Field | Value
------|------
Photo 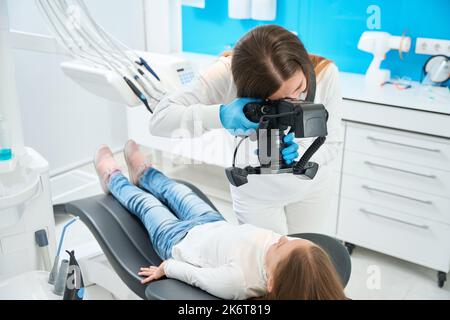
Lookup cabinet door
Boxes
[337,198,450,272]
[341,174,450,225]
[342,151,450,198]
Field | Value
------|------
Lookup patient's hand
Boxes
[138,261,166,284]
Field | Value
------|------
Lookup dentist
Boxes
[149,25,343,235]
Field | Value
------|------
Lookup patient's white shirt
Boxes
[164,221,281,300]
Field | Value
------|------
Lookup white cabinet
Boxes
[338,198,450,272]
[336,119,450,287]
[342,151,450,198]
[343,124,450,170]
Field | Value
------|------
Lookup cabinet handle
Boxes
[367,136,441,153]
[359,208,430,230]
[364,161,437,179]
[361,185,433,205]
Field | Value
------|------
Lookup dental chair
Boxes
[59,180,351,300]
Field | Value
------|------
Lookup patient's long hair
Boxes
[230,24,332,98]
[260,245,347,300]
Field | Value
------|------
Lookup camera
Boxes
[225,99,329,187]
[243,99,328,138]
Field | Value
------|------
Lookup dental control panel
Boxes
[175,64,196,85]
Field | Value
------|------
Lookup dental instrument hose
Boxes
[74,0,162,84]
[136,57,161,82]
[49,216,79,284]
[37,0,161,111]
[124,77,153,113]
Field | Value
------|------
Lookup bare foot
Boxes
[124,140,152,185]
[94,145,121,193]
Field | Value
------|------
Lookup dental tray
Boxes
[60,51,196,108]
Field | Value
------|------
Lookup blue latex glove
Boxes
[220,98,260,136]
[281,133,299,165]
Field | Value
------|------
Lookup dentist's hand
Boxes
[220,98,260,136]
[282,133,299,165]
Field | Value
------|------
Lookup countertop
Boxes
[178,51,450,114]
[339,72,449,115]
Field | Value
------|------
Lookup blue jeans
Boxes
[108,168,225,260]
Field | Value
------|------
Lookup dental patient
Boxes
[94,140,347,300]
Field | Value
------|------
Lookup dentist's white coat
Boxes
[150,56,343,234]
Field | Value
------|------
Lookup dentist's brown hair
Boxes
[230,25,331,99]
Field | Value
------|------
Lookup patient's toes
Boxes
[124,139,152,185]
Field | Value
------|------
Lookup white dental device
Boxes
[357,31,411,85]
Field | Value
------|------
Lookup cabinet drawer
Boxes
[345,124,450,172]
[341,175,450,225]
[343,151,450,198]
[337,199,450,271]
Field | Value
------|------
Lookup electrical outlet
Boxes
[415,38,450,56]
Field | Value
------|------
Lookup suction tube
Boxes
[48,216,79,284]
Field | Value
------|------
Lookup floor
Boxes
[53,148,450,300]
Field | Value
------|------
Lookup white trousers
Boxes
[230,165,337,235]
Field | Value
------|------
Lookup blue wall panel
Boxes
[182,0,450,80]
